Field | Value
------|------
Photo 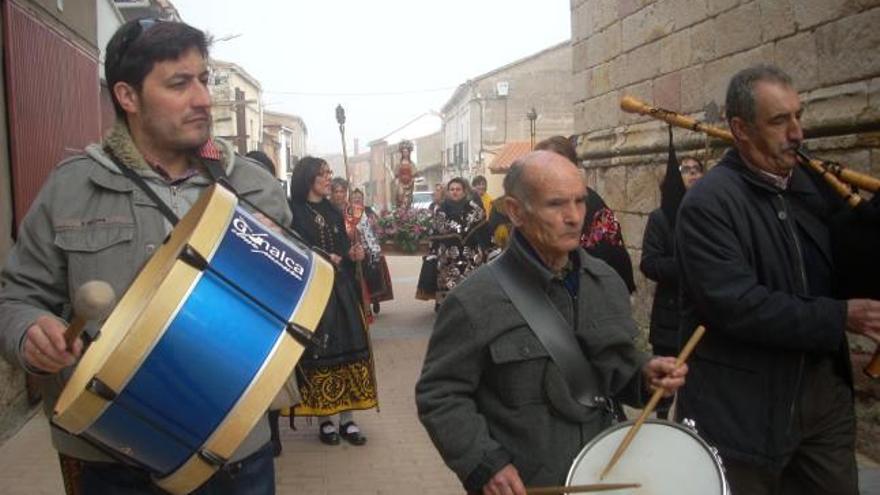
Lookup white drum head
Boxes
[566,420,727,495]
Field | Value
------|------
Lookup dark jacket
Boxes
[675,148,851,468]
[639,208,678,351]
[416,233,648,491]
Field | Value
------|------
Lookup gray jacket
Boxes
[0,126,291,462]
[415,233,649,491]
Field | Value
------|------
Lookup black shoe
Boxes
[339,421,367,446]
[319,421,340,445]
[372,301,380,314]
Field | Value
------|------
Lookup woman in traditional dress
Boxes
[415,186,444,303]
[421,177,490,306]
[288,156,377,446]
[331,177,374,322]
[347,189,394,314]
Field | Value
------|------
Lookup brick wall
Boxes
[571,0,880,331]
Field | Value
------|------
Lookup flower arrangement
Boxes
[376,207,432,253]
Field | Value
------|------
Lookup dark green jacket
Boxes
[415,233,649,490]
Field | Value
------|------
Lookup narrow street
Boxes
[0,255,458,495]
[1,255,879,494]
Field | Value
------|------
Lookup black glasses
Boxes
[679,164,703,175]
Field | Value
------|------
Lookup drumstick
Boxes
[526,482,641,494]
[64,281,116,349]
[598,325,706,480]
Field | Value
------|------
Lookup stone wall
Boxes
[571,0,880,332]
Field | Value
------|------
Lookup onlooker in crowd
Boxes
[471,175,493,215]
[331,178,374,322]
[430,183,445,211]
[289,157,377,447]
[0,18,286,493]
[329,176,349,211]
[676,64,880,494]
[416,151,687,493]
[347,189,394,314]
[639,155,704,419]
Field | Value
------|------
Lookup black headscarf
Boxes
[660,125,687,226]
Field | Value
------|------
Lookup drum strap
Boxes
[489,253,603,408]
[106,151,232,226]
[201,158,230,186]
[106,149,181,225]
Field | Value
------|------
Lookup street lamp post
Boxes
[527,107,538,150]
[335,104,350,184]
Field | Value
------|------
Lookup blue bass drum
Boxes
[53,185,333,494]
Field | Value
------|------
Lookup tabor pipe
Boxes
[620,95,734,141]
[819,158,880,193]
[796,149,862,208]
[599,325,706,480]
[619,96,876,201]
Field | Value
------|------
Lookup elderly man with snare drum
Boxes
[415,150,687,494]
[675,65,880,494]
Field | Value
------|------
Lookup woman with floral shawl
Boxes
[418,177,491,305]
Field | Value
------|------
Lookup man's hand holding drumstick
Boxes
[22,280,115,373]
[641,355,688,397]
[600,326,704,480]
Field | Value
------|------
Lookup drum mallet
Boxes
[526,482,641,494]
[63,281,116,350]
[599,325,706,480]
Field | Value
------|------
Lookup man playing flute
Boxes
[675,64,880,494]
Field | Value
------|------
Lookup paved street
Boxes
[0,255,879,493]
[0,255,454,495]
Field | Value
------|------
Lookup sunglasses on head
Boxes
[111,18,164,68]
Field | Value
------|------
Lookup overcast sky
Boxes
[172,0,571,156]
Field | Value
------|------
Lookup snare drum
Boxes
[566,419,729,495]
[53,185,333,494]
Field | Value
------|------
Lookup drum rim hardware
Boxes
[51,185,335,495]
[566,419,730,495]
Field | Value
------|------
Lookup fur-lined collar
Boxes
[99,120,235,174]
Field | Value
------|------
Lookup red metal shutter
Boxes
[3,1,100,231]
